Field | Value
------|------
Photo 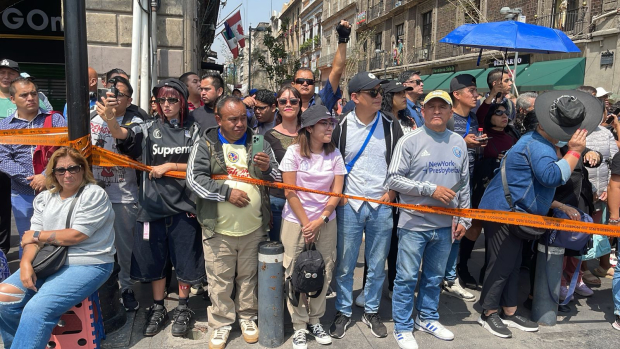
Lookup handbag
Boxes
[32,186,86,278]
[580,234,612,261]
[545,208,593,255]
[500,154,547,240]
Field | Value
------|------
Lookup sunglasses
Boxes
[156,97,179,104]
[53,165,82,175]
[277,98,300,106]
[294,78,315,85]
[405,79,423,85]
[493,109,508,116]
[360,88,383,98]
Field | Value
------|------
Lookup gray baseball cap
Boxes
[348,71,388,94]
[301,105,336,128]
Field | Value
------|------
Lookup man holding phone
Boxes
[387,90,471,348]
[186,96,280,349]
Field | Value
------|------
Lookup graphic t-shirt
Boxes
[91,113,142,203]
[280,144,347,225]
[216,143,262,236]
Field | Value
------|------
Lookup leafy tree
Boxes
[255,26,301,91]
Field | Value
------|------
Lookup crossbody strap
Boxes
[500,155,516,211]
[66,186,86,229]
[345,111,380,173]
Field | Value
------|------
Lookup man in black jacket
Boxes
[329,72,403,340]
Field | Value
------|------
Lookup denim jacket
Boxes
[478,131,571,216]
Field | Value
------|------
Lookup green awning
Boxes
[516,57,585,92]
[420,74,430,81]
[435,68,486,91]
[420,72,453,92]
[477,64,529,93]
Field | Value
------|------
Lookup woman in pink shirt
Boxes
[279,105,346,349]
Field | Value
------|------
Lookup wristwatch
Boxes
[320,215,329,224]
[33,231,41,242]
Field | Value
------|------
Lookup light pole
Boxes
[248,25,267,91]
[500,7,523,96]
[375,49,387,78]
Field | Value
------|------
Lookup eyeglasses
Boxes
[277,98,300,106]
[493,109,508,116]
[18,91,38,98]
[316,120,336,128]
[360,88,382,99]
[156,97,179,104]
[405,79,423,86]
[294,78,315,85]
[53,165,82,175]
[253,105,270,112]
[117,92,129,98]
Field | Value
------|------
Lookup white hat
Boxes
[596,87,611,98]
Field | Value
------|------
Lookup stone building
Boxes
[299,0,324,75]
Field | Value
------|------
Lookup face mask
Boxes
[555,140,568,148]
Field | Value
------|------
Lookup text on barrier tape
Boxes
[211,175,620,238]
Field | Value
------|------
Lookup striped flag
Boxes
[225,10,245,48]
[222,23,239,58]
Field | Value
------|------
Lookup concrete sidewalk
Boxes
[3,222,619,349]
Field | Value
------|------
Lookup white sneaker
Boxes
[393,330,418,349]
[442,279,476,302]
[574,281,593,297]
[190,283,204,295]
[414,315,454,341]
[355,290,365,308]
[292,329,308,349]
[209,326,231,349]
[239,319,259,343]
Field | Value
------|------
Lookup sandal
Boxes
[592,266,614,279]
[582,270,601,286]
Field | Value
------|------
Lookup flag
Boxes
[222,24,239,58]
[225,11,245,48]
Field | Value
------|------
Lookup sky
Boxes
[213,0,289,64]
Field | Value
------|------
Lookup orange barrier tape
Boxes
[90,146,186,179]
[212,174,620,238]
[0,127,68,136]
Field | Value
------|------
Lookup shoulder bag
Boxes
[32,185,86,278]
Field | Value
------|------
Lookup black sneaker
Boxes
[328,312,351,339]
[143,304,169,336]
[171,305,194,337]
[362,312,388,338]
[477,312,512,338]
[500,312,539,332]
[120,289,140,312]
[457,264,478,289]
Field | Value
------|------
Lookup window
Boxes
[421,11,432,48]
[395,23,404,43]
[375,32,382,51]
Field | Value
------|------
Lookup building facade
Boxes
[299,0,324,75]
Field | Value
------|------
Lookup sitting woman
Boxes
[280,105,346,349]
[0,147,115,349]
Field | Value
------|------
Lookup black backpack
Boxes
[286,243,325,307]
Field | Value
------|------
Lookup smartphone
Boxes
[97,88,111,102]
[252,134,264,158]
[451,178,468,193]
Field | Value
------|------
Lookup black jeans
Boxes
[0,173,11,255]
[479,222,523,311]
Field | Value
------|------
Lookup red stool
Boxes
[46,292,105,349]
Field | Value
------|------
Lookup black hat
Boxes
[153,78,189,100]
[301,105,336,128]
[0,59,19,72]
[348,71,388,94]
[382,81,413,94]
[535,90,603,141]
[449,74,477,93]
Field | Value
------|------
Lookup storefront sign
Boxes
[432,65,455,74]
[490,55,530,67]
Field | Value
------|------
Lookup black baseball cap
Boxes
[301,105,336,128]
[383,81,413,94]
[449,74,477,93]
[0,59,19,72]
[348,71,388,94]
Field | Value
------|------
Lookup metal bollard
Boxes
[258,241,285,347]
[531,243,565,326]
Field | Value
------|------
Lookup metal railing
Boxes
[358,59,368,73]
[368,2,384,22]
[535,6,588,37]
[385,0,404,12]
[369,55,383,71]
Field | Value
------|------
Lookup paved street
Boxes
[2,217,619,348]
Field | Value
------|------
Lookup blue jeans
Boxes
[613,249,620,316]
[444,239,460,282]
[335,201,392,316]
[393,227,452,332]
[0,263,113,348]
[270,195,285,242]
[11,193,35,258]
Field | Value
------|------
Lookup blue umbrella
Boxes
[439,20,580,54]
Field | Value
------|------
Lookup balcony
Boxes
[385,0,404,12]
[535,6,588,37]
[368,2,384,22]
[369,55,383,71]
[358,59,368,73]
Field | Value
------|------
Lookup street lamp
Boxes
[375,49,387,78]
[248,25,267,91]
[500,7,523,95]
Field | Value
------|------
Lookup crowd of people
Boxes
[0,19,619,349]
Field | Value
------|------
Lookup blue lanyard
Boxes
[345,111,380,173]
[218,129,247,145]
[463,115,471,139]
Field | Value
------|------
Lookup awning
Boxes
[420,72,453,92]
[516,57,585,92]
[435,68,486,91]
[476,64,529,93]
